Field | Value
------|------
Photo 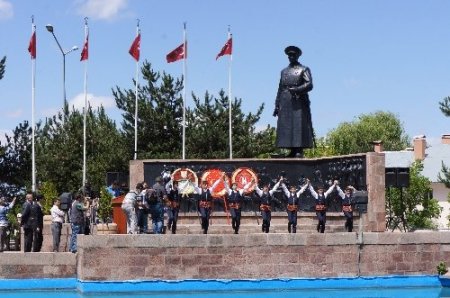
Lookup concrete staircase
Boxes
[169,211,360,234]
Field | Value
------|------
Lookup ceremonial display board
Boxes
[142,156,367,212]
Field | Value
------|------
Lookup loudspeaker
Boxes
[397,168,410,188]
[385,169,397,187]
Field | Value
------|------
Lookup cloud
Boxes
[77,0,128,20]
[68,93,115,110]
[6,109,22,118]
[343,77,360,89]
[0,0,13,21]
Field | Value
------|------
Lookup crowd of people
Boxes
[0,174,359,252]
[121,175,359,235]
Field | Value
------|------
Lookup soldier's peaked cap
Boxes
[284,45,302,56]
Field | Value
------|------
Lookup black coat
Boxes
[21,201,43,229]
[275,63,314,149]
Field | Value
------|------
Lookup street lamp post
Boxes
[46,24,78,106]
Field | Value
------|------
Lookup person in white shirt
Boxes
[50,198,65,252]
[223,177,252,234]
[279,177,308,233]
[193,178,222,234]
[308,180,337,233]
[254,179,281,233]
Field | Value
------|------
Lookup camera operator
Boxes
[69,194,89,253]
[0,196,16,252]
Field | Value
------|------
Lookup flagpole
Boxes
[134,20,140,160]
[182,22,187,160]
[227,27,233,160]
[82,17,88,192]
[31,16,36,192]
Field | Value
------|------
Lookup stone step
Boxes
[163,223,358,234]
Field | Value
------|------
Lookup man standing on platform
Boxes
[165,180,182,234]
[50,198,65,252]
[308,180,337,233]
[273,45,314,158]
[21,192,43,252]
[194,178,222,234]
[254,179,282,233]
[0,196,16,252]
[336,184,356,232]
[223,178,252,234]
[279,177,308,233]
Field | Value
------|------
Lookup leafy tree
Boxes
[386,161,441,231]
[36,103,127,194]
[38,181,58,215]
[438,97,450,188]
[325,111,409,155]
[439,96,450,117]
[0,56,5,80]
[113,61,183,159]
[0,121,33,196]
[186,90,275,158]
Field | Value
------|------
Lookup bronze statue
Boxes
[273,46,314,158]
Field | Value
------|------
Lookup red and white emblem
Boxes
[201,169,229,198]
[232,167,258,194]
[171,168,198,195]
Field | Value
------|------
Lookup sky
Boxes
[0,0,449,146]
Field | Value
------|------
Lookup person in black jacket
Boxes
[21,192,44,252]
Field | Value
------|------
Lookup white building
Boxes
[383,135,450,229]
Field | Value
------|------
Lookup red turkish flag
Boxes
[166,42,186,63]
[129,33,141,61]
[216,37,232,60]
[28,31,36,59]
[80,34,89,61]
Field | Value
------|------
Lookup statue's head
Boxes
[285,45,301,63]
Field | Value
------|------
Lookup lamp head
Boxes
[46,24,54,33]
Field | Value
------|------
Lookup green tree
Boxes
[113,61,183,159]
[439,96,450,117]
[326,111,409,155]
[386,161,441,231]
[0,56,5,80]
[36,103,127,194]
[186,90,275,158]
[0,121,33,196]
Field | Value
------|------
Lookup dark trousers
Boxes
[24,226,41,252]
[316,211,326,233]
[199,207,211,233]
[0,226,6,251]
[287,210,298,233]
[344,211,353,232]
[230,208,241,233]
[261,210,271,233]
[51,222,62,252]
[167,208,179,234]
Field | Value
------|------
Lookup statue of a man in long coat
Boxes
[273,45,314,158]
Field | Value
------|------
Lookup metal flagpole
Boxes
[134,20,140,160]
[82,17,88,191]
[182,22,187,160]
[228,27,233,159]
[31,16,36,192]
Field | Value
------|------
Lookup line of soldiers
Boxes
[122,175,358,235]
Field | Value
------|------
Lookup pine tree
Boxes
[0,56,5,80]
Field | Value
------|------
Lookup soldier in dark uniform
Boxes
[165,179,182,234]
[223,178,252,234]
[254,179,281,233]
[193,179,222,234]
[336,184,356,232]
[273,45,314,158]
[308,180,337,233]
[279,178,308,233]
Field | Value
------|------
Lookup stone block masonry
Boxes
[76,232,450,281]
